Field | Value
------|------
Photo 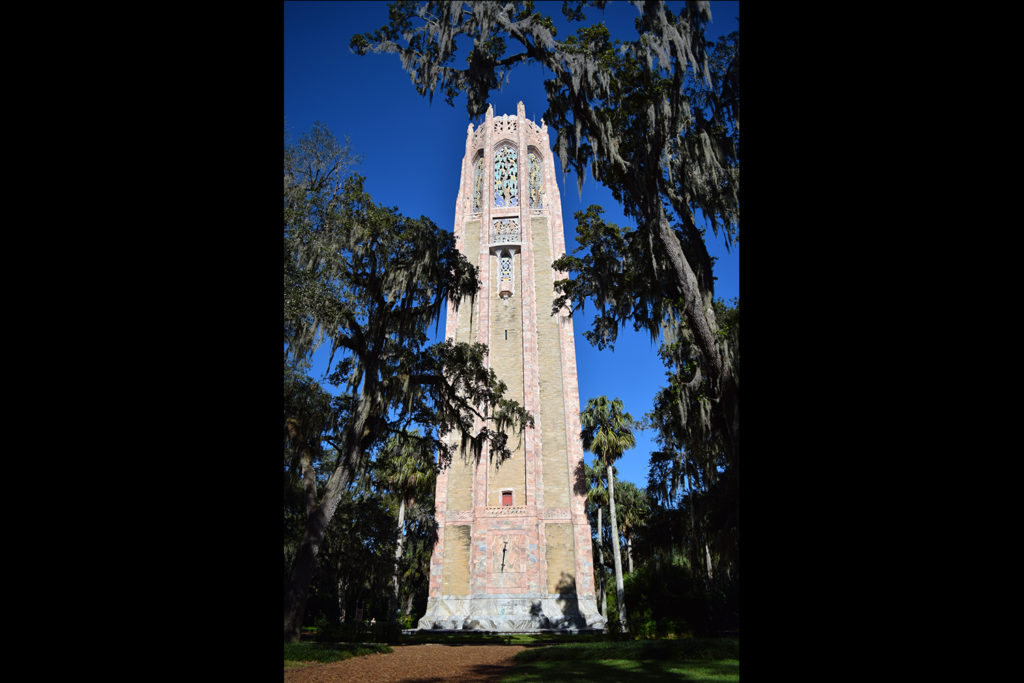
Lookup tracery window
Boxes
[472,153,483,212]
[493,145,518,207]
[528,151,543,209]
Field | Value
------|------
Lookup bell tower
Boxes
[417,103,605,632]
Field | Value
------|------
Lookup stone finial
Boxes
[486,104,494,120]
[517,101,525,118]
[468,122,474,134]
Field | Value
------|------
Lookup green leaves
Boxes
[417,339,535,470]
[553,205,674,351]
[284,123,362,367]
[580,395,637,467]
[353,1,739,372]
[284,122,532,478]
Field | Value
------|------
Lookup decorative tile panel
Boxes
[491,217,520,244]
[482,505,528,517]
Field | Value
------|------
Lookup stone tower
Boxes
[417,103,605,632]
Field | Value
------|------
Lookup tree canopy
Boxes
[352,0,739,496]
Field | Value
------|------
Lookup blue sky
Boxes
[284,1,739,489]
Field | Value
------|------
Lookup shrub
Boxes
[311,620,403,644]
[284,641,393,665]
[622,558,714,637]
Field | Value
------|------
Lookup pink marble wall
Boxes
[427,104,598,603]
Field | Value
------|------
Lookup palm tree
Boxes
[613,481,650,575]
[376,431,435,621]
[581,396,637,633]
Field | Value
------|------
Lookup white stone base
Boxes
[416,594,606,631]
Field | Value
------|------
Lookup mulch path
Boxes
[284,643,528,682]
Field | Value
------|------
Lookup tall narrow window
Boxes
[502,490,513,506]
[472,153,483,212]
[498,250,513,299]
[493,145,518,207]
[528,151,543,208]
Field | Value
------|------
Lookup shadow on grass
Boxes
[502,638,739,682]
[513,638,738,662]
[503,657,739,682]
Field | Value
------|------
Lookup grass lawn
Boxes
[283,641,393,670]
[499,638,739,682]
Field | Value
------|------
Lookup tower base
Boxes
[416,594,606,632]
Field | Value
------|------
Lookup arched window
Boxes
[500,250,513,280]
[493,144,518,207]
[472,152,483,212]
[527,150,543,209]
[498,249,513,299]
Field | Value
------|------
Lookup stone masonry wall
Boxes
[531,216,569,511]
[441,524,471,595]
[488,250,526,506]
[446,219,480,512]
[544,522,577,594]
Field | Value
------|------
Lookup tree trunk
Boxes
[654,206,739,469]
[283,502,331,641]
[684,456,698,574]
[392,497,407,621]
[596,506,606,616]
[283,466,353,639]
[626,535,634,574]
[337,577,348,624]
[284,420,329,640]
[286,417,319,514]
[607,464,627,632]
[284,396,372,642]
[654,211,720,374]
[404,592,415,619]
